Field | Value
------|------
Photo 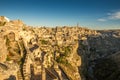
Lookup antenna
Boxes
[77,22,79,27]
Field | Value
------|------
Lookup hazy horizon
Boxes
[0,0,120,29]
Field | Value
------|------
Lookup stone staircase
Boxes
[17,70,23,80]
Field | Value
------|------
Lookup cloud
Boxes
[108,11,120,20]
[97,18,106,22]
[97,11,120,22]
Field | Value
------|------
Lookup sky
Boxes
[0,0,120,29]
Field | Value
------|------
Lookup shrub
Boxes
[0,22,6,26]
[6,56,11,61]
[41,40,48,45]
[64,46,71,57]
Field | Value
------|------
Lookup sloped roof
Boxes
[0,63,8,70]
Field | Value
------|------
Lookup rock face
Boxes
[0,16,10,22]
[5,31,26,62]
[0,32,8,62]
[94,51,120,80]
[0,16,120,80]
[0,16,10,26]
[85,30,120,80]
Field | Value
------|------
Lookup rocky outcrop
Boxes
[85,30,120,80]
[0,16,9,26]
[93,51,120,80]
[5,32,21,61]
[0,32,8,62]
